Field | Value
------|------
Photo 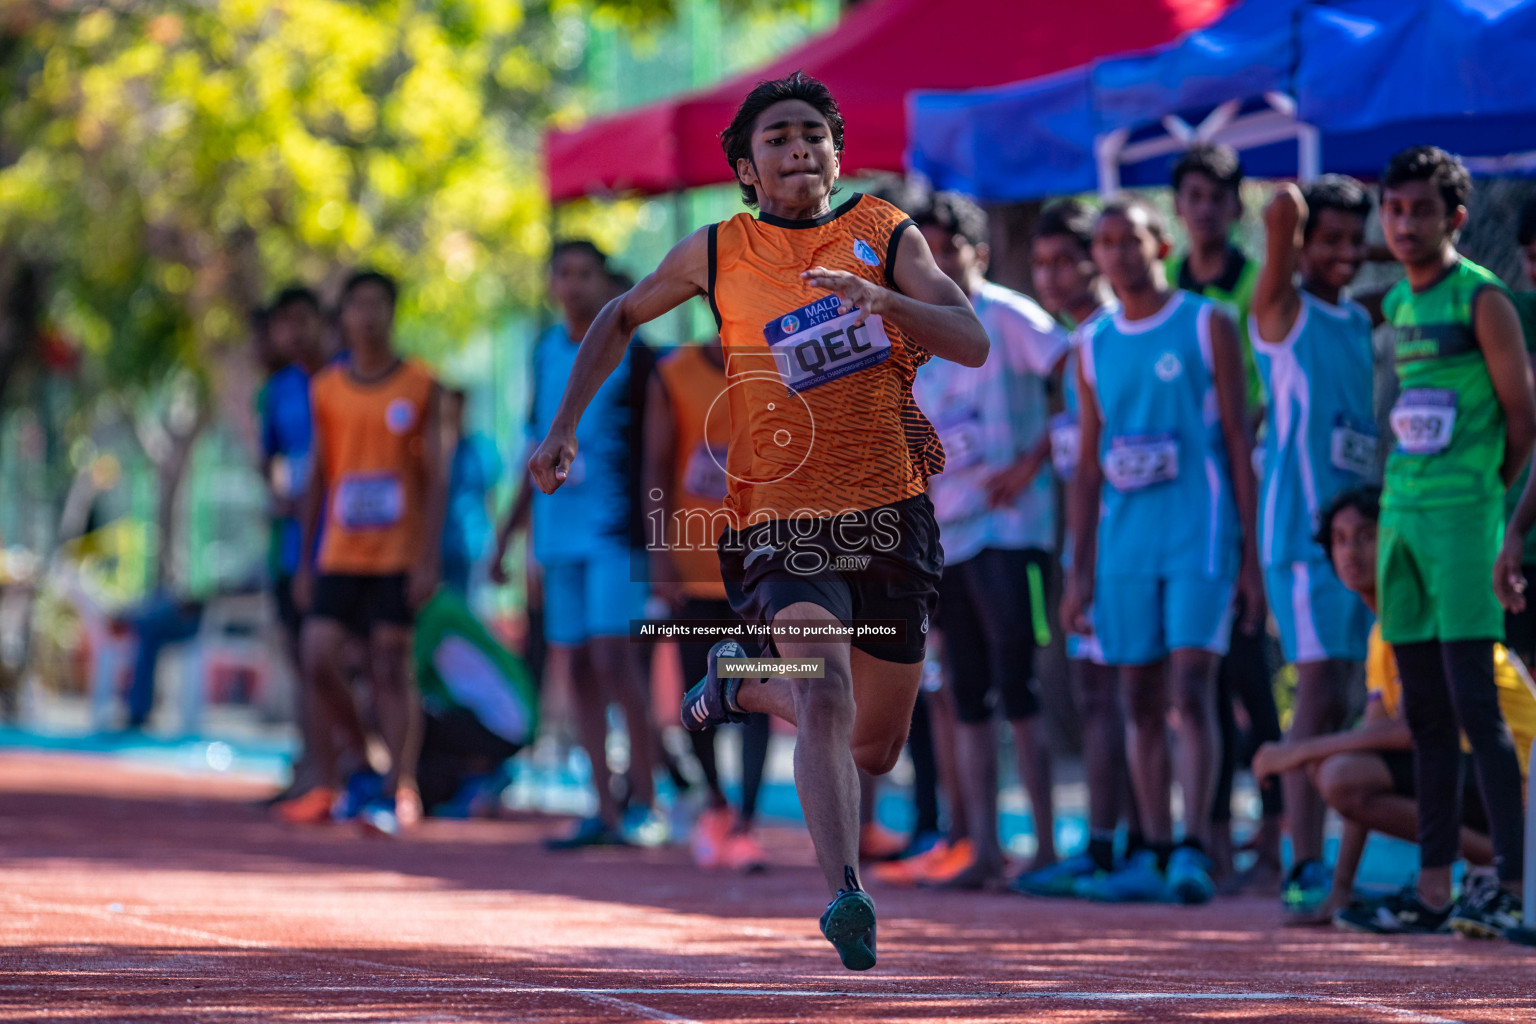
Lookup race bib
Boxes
[1330,417,1378,476]
[1390,389,1457,455]
[335,473,403,529]
[1103,434,1179,492]
[933,409,985,471]
[1050,412,1081,478]
[763,296,892,393]
[682,441,729,501]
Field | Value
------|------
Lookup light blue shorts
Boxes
[1093,574,1236,666]
[541,546,648,647]
[1264,558,1372,664]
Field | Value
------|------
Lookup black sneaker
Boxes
[820,887,877,971]
[1334,886,1452,935]
[680,641,748,733]
[1450,873,1524,940]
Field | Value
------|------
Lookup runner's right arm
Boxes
[1252,183,1305,344]
[530,228,710,495]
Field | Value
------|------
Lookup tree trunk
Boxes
[151,404,212,593]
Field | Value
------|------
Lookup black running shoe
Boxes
[1449,873,1524,940]
[1334,886,1452,935]
[820,888,877,971]
[680,640,748,733]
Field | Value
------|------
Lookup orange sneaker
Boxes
[915,839,976,885]
[272,786,337,825]
[859,822,906,862]
[872,839,952,887]
[721,830,768,873]
[691,806,734,868]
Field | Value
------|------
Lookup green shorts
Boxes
[1378,499,1503,644]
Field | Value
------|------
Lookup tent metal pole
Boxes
[1297,125,1321,183]
[1095,128,1129,198]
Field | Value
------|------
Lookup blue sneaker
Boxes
[1166,846,1215,905]
[622,804,670,848]
[1011,852,1101,897]
[332,770,384,822]
[357,796,400,837]
[1282,858,1332,916]
[1074,849,1165,902]
[545,815,628,851]
[680,641,749,732]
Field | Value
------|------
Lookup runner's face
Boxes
[1031,234,1096,317]
[340,282,394,350]
[270,303,324,365]
[1174,171,1240,248]
[918,225,981,292]
[1380,180,1462,267]
[548,250,608,325]
[1092,210,1163,295]
[1329,506,1377,597]
[1299,208,1368,293]
[744,100,839,209]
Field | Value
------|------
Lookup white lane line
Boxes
[4,895,696,1024]
[9,978,1481,1023]
[8,896,1479,1023]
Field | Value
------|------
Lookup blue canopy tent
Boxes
[907,0,1536,201]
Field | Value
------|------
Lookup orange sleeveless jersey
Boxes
[311,359,435,575]
[655,344,731,600]
[708,193,943,521]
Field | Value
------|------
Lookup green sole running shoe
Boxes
[820,888,877,971]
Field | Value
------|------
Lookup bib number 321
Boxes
[1390,388,1457,455]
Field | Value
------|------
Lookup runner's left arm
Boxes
[1209,309,1266,634]
[1487,286,1536,610]
[531,228,710,495]
[801,224,989,367]
[1479,287,1536,487]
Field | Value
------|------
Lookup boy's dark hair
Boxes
[913,191,988,248]
[720,70,845,208]
[1032,199,1096,257]
[1171,143,1244,195]
[1313,485,1381,563]
[1097,194,1171,244]
[341,269,398,307]
[269,285,321,316]
[1300,175,1372,242]
[1517,197,1536,248]
[1380,145,1471,216]
[550,239,608,271]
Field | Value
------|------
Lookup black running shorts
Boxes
[312,573,414,637]
[717,493,942,665]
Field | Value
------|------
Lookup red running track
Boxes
[2,750,1531,1023]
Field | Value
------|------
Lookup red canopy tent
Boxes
[544,0,1234,202]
